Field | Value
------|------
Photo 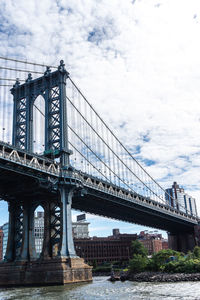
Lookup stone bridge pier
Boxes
[168,225,200,253]
[0,185,92,287]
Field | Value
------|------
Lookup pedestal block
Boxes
[168,231,196,253]
[194,225,200,246]
[0,258,92,287]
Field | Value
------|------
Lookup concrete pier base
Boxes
[168,231,196,253]
[0,258,92,287]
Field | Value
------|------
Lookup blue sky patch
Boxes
[135,145,141,154]
[120,122,126,128]
[87,19,116,45]
[141,132,150,142]
[143,159,156,166]
[88,28,107,45]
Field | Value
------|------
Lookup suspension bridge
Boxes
[0,57,199,286]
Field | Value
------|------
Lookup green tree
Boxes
[193,246,200,259]
[93,260,97,269]
[151,249,183,271]
[186,251,194,260]
[129,254,148,273]
[131,240,148,257]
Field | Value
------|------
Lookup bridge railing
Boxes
[0,141,60,176]
[0,140,198,222]
[67,170,198,222]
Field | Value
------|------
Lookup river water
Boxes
[0,276,200,300]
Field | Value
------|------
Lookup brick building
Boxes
[0,218,168,262]
[74,229,137,264]
[162,239,169,250]
[0,228,3,260]
[140,238,162,255]
[138,230,166,255]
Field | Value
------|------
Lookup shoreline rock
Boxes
[128,272,200,282]
[93,272,111,277]
[96,271,200,282]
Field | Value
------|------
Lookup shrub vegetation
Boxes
[128,241,200,274]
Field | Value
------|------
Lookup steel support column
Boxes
[28,206,37,260]
[20,201,29,260]
[58,61,70,168]
[41,200,62,259]
[168,231,196,253]
[4,202,16,261]
[60,186,76,257]
[41,202,51,259]
[4,201,24,261]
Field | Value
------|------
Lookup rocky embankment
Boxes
[93,272,111,276]
[108,272,200,282]
[128,272,200,282]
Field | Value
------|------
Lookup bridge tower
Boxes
[0,61,92,286]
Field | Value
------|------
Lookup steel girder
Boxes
[14,204,24,258]
[50,201,62,256]
[47,86,60,150]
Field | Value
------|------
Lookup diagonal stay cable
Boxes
[68,141,111,183]
[66,95,164,202]
[32,104,114,186]
[69,77,172,200]
[68,124,137,193]
[33,103,44,116]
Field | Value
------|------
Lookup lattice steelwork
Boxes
[50,201,61,256]
[15,96,27,149]
[48,87,60,150]
[5,59,69,162]
[14,204,24,258]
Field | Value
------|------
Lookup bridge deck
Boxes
[0,141,198,234]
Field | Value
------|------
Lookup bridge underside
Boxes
[72,189,200,253]
[0,167,58,203]
[0,166,198,238]
[73,191,195,234]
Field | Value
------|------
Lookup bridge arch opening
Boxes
[33,95,45,154]
[0,201,8,260]
[34,205,44,258]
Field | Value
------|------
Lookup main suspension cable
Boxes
[0,56,57,69]
[0,66,43,74]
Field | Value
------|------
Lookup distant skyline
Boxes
[1,0,200,235]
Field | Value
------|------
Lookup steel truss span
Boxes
[0,141,198,227]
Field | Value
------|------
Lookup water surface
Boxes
[0,276,200,300]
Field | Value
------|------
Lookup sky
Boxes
[1,0,200,238]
